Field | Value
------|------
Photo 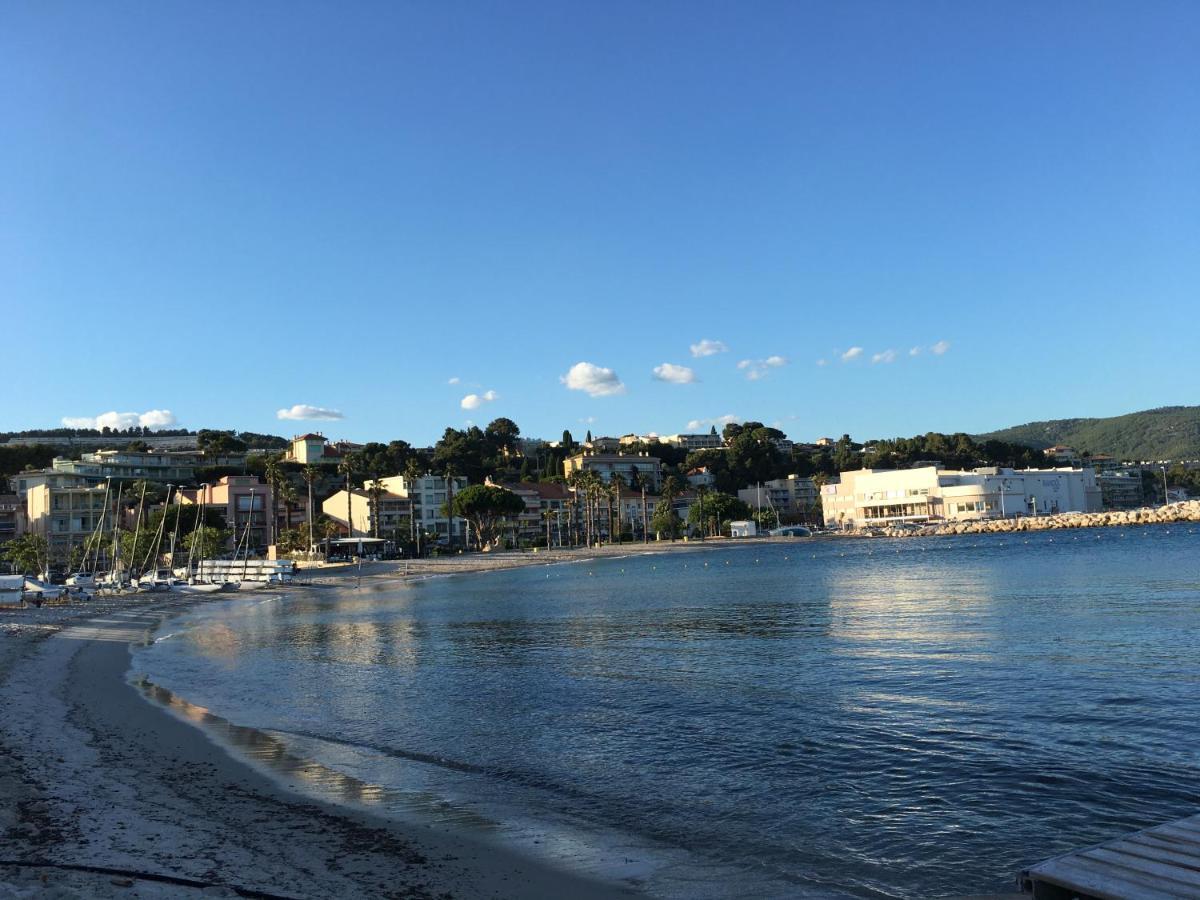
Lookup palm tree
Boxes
[337,454,359,540]
[263,453,284,547]
[277,479,299,539]
[302,465,319,559]
[660,475,683,542]
[609,473,627,545]
[366,478,385,538]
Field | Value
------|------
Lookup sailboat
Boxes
[67,477,112,593]
[178,485,227,594]
[137,485,176,591]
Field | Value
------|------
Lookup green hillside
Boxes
[977,406,1200,461]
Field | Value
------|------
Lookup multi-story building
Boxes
[286,433,331,464]
[0,494,26,548]
[737,475,819,522]
[562,452,662,490]
[660,431,724,450]
[179,476,274,551]
[487,481,573,545]
[821,466,1102,529]
[370,475,467,543]
[1097,471,1145,509]
[25,483,115,560]
[322,488,411,539]
[8,469,93,499]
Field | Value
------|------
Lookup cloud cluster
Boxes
[737,355,787,380]
[277,404,344,421]
[62,409,178,430]
[447,376,461,385]
[830,341,951,366]
[686,414,741,431]
[652,363,697,384]
[690,338,728,358]
[561,362,626,397]
[461,390,498,410]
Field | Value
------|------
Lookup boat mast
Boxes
[108,483,125,582]
[82,476,112,575]
[129,482,148,582]
[140,484,172,578]
[167,488,184,574]
[186,484,206,581]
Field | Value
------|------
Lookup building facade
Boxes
[822,466,1102,529]
[737,475,819,522]
[371,475,467,542]
[322,488,411,539]
[179,476,273,551]
[562,452,663,490]
[26,483,115,560]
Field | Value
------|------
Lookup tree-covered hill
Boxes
[976,406,1200,461]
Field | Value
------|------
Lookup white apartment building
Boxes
[822,466,1102,529]
[370,475,467,542]
[660,432,724,450]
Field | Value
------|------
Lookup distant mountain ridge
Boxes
[977,406,1200,461]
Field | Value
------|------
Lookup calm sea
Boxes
[133,526,1200,898]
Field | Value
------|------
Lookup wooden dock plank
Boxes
[1022,814,1200,899]
[1123,835,1200,867]
[1028,855,1186,900]
[1081,847,1200,891]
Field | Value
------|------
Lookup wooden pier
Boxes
[1020,813,1200,898]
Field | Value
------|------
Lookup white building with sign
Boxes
[821,466,1102,529]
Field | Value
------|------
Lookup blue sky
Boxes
[3,2,1197,445]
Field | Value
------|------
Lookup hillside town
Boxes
[1,420,1197,579]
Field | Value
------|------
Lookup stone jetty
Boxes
[872,500,1200,538]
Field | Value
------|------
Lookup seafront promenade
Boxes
[868,499,1200,538]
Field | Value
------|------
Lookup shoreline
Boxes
[0,592,638,898]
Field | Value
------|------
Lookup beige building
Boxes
[322,488,411,539]
[822,466,1102,529]
[562,452,662,490]
[286,433,330,464]
[26,483,114,560]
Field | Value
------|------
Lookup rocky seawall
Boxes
[874,500,1200,538]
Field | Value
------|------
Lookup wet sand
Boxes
[0,594,637,898]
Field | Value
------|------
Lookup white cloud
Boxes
[447,376,461,385]
[460,390,498,410]
[685,414,741,431]
[276,404,345,421]
[871,349,897,364]
[690,338,729,358]
[561,362,626,397]
[652,363,697,384]
[816,358,829,367]
[909,346,922,356]
[738,355,788,380]
[841,347,864,362]
[931,340,951,355]
[61,409,179,430]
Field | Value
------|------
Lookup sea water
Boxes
[132,526,1200,898]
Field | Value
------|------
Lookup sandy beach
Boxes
[0,579,650,898]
